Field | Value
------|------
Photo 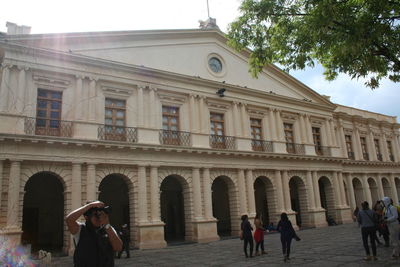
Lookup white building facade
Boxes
[0,25,399,254]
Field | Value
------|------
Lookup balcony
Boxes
[24,117,73,137]
[252,139,273,152]
[376,153,383,161]
[348,152,355,160]
[315,145,331,156]
[286,143,305,155]
[98,125,137,142]
[363,153,369,161]
[210,134,236,150]
[389,155,395,162]
[159,130,191,146]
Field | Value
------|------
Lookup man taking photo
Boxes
[66,201,123,267]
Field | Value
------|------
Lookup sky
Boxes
[1,0,399,120]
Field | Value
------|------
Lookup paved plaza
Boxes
[52,223,399,266]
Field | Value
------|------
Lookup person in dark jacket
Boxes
[277,213,298,262]
[240,214,254,258]
[357,201,378,261]
[66,201,123,267]
[117,224,130,258]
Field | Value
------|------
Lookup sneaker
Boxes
[364,256,372,261]
[371,256,378,261]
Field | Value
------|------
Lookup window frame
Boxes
[36,88,63,135]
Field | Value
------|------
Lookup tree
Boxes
[227,0,400,89]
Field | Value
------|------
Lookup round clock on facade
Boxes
[208,57,223,73]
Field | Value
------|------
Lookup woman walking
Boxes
[357,201,378,261]
[240,214,254,258]
[253,215,266,256]
[277,213,297,262]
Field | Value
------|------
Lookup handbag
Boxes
[239,230,244,240]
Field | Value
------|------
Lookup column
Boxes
[189,95,197,133]
[16,66,27,113]
[192,168,203,220]
[376,175,384,200]
[367,126,377,161]
[268,108,276,141]
[199,96,206,134]
[275,109,285,141]
[74,76,83,120]
[312,171,322,209]
[237,169,247,215]
[389,173,399,204]
[6,160,21,229]
[88,78,97,121]
[150,166,161,222]
[338,120,348,157]
[86,164,96,202]
[361,174,372,205]
[392,134,400,162]
[305,115,314,144]
[137,86,144,127]
[353,127,362,160]
[329,119,338,146]
[306,171,316,210]
[148,87,156,128]
[245,169,256,217]
[232,102,241,136]
[345,173,356,212]
[274,170,285,212]
[0,161,3,208]
[380,134,389,161]
[332,172,343,207]
[240,103,249,138]
[202,168,213,219]
[0,65,10,112]
[71,163,82,210]
[282,170,292,211]
[137,165,148,222]
[338,172,347,207]
[299,114,306,144]
[325,119,333,146]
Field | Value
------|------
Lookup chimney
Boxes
[6,22,31,35]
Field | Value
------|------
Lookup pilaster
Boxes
[245,169,256,218]
[237,169,247,215]
[345,173,357,212]
[86,164,96,202]
[71,162,82,210]
[389,173,399,204]
[0,65,11,112]
[281,170,292,212]
[137,165,148,223]
[361,174,373,205]
[88,78,97,122]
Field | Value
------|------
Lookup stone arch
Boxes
[352,177,363,208]
[253,176,277,225]
[367,177,379,204]
[160,174,192,243]
[395,177,400,202]
[289,176,309,227]
[382,177,392,199]
[22,171,65,253]
[318,176,337,223]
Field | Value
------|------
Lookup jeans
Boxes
[255,239,264,252]
[243,238,254,257]
[361,226,377,256]
[281,236,292,257]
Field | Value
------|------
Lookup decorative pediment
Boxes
[33,73,71,89]
[206,98,231,112]
[157,90,187,106]
[100,82,134,98]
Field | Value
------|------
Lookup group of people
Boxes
[356,196,400,261]
[240,213,300,262]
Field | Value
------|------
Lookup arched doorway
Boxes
[160,175,186,242]
[318,177,336,222]
[212,176,232,236]
[254,177,276,226]
[368,178,379,204]
[382,178,392,199]
[98,174,130,230]
[22,172,64,253]
[352,178,363,208]
[289,176,308,227]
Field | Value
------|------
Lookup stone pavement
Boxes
[52,223,399,266]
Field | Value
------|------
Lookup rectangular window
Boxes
[312,127,322,155]
[105,98,126,139]
[387,141,394,161]
[284,123,295,153]
[250,118,263,151]
[360,137,369,160]
[36,88,62,135]
[374,139,382,161]
[210,113,224,136]
[162,106,180,145]
[345,135,354,159]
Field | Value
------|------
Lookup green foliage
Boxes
[227,0,400,89]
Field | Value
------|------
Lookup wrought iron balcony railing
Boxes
[363,153,370,161]
[376,153,383,161]
[315,145,331,156]
[210,134,236,150]
[389,155,395,162]
[348,151,355,160]
[24,117,73,137]
[252,139,273,152]
[159,130,191,146]
[98,125,137,142]
[286,143,305,155]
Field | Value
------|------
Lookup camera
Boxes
[84,206,112,217]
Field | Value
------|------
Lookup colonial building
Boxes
[0,21,399,254]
